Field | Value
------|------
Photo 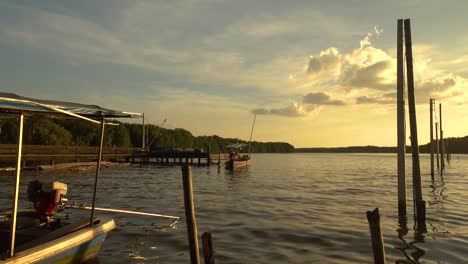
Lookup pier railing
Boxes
[0,144,140,163]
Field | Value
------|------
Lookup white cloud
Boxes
[303,92,346,105]
[252,102,316,118]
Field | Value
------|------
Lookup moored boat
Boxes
[224,157,249,170]
[1,212,115,264]
[225,143,250,170]
[0,93,142,263]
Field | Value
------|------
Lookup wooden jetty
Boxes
[131,148,229,166]
[0,144,229,168]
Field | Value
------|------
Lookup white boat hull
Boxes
[2,217,115,264]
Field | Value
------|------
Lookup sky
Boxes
[1,0,467,147]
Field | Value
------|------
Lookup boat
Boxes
[224,143,250,170]
[225,114,257,170]
[0,93,142,263]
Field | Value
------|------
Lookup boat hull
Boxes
[3,217,115,264]
[225,159,249,170]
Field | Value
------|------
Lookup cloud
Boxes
[303,92,345,105]
[305,31,395,92]
[252,102,314,117]
[414,74,467,103]
[341,60,395,90]
[307,47,342,76]
[356,95,394,105]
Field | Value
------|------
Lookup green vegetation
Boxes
[296,146,398,153]
[297,136,468,154]
[0,117,295,153]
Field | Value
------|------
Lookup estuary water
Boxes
[2,153,468,263]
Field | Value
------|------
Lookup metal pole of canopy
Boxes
[9,113,24,257]
[90,116,105,226]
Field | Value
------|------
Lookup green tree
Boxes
[32,119,72,145]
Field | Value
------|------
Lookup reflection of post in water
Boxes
[394,215,413,264]
[394,215,427,264]
[408,230,426,264]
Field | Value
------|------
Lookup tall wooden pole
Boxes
[439,103,444,170]
[429,99,434,179]
[435,121,439,169]
[182,165,201,264]
[396,19,406,216]
[404,19,423,205]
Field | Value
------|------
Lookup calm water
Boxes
[2,153,468,263]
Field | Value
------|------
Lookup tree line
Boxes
[0,117,295,153]
[296,136,468,154]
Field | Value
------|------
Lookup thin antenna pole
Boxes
[148,118,167,149]
[90,116,105,226]
[248,114,257,158]
[9,113,24,258]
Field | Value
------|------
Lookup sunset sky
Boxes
[1,0,467,147]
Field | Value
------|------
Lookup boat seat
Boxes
[15,217,100,252]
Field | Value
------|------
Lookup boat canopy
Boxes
[0,92,142,118]
[226,143,248,149]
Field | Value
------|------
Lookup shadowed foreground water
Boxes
[1,153,468,263]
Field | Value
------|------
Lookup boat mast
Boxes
[248,114,257,158]
[90,115,106,226]
[9,112,24,258]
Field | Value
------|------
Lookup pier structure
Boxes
[130,148,229,166]
[0,144,228,168]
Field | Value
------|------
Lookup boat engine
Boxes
[27,180,68,218]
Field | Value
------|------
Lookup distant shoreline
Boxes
[296,146,397,153]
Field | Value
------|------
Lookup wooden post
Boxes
[182,165,201,264]
[396,19,406,216]
[207,146,212,166]
[416,200,427,232]
[142,113,145,150]
[430,99,434,179]
[218,153,221,165]
[435,122,439,169]
[439,103,444,170]
[446,139,450,163]
[366,208,386,264]
[404,19,423,208]
[202,232,215,264]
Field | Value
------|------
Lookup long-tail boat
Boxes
[0,92,143,263]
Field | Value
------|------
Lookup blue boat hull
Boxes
[36,233,108,264]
